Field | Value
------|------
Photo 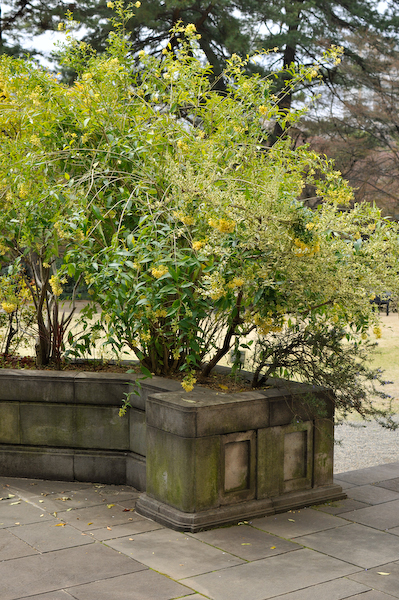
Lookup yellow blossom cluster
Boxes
[373,326,382,339]
[227,277,244,289]
[254,313,283,336]
[173,211,195,226]
[1,301,17,314]
[151,265,169,278]
[49,275,64,297]
[181,372,197,392]
[141,331,151,343]
[176,140,189,151]
[293,238,320,257]
[208,218,236,234]
[185,23,197,36]
[192,240,205,251]
[154,308,167,319]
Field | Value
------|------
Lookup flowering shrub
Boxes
[1,6,399,422]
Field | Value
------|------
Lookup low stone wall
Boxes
[0,369,345,531]
[0,369,181,489]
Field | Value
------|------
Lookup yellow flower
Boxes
[134,1,141,7]
[1,302,17,314]
[107,2,114,7]
[227,277,244,289]
[49,275,63,297]
[192,240,205,251]
[305,222,315,231]
[259,105,269,116]
[151,265,169,279]
[58,22,65,30]
[208,218,235,233]
[185,23,197,36]
[173,211,194,226]
[181,373,196,392]
[373,326,382,339]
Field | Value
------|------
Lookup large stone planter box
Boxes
[0,368,181,491]
[0,369,345,531]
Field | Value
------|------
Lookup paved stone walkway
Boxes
[2,463,399,599]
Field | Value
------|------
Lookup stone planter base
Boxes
[136,484,346,533]
[0,368,345,531]
[136,383,346,531]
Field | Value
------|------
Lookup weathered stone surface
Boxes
[0,445,75,481]
[0,402,20,444]
[146,389,269,438]
[129,408,146,455]
[146,426,220,513]
[0,370,75,403]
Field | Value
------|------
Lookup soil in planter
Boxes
[0,353,255,394]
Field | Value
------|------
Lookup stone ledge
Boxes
[135,484,347,533]
[0,444,146,487]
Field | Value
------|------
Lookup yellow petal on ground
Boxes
[9,501,20,505]
[241,543,251,545]
[87,522,93,525]
[288,519,295,522]
[378,572,391,576]
[270,546,276,549]
[107,504,115,508]
[219,384,228,390]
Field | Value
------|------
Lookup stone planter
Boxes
[0,368,345,532]
[0,368,181,490]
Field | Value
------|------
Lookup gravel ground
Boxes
[334,419,399,473]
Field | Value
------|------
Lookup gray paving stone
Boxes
[0,542,147,600]
[251,506,347,538]
[349,561,399,598]
[345,484,399,505]
[0,528,39,560]
[262,577,370,600]
[105,528,244,579]
[375,477,399,493]
[0,499,54,528]
[335,463,399,486]
[296,523,399,568]
[65,570,192,600]
[333,478,356,490]
[340,499,399,530]
[314,498,370,515]
[191,524,301,561]
[89,517,163,541]
[27,489,117,512]
[10,521,94,552]
[346,592,399,600]
[56,503,135,531]
[181,548,361,600]
[18,593,76,600]
[1,478,92,497]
